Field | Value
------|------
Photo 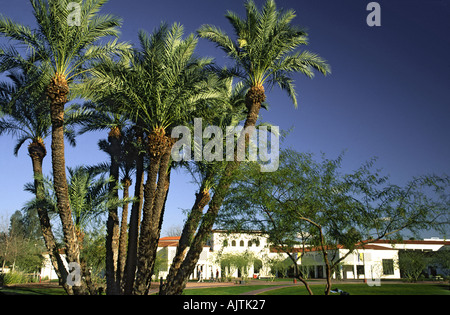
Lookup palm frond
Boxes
[198,0,330,107]
[197,24,240,59]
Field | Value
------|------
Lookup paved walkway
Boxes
[148,280,242,294]
[239,284,302,295]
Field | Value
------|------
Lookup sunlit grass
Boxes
[261,283,450,295]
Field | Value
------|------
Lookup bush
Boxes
[1,271,30,285]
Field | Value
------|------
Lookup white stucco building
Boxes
[156,231,274,280]
[39,232,448,282]
[40,253,68,281]
[154,232,449,281]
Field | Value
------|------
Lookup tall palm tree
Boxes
[77,62,148,294]
[198,0,330,127]
[129,24,218,295]
[86,23,220,294]
[0,0,126,294]
[114,127,138,289]
[160,78,248,295]
[165,0,331,295]
[0,67,81,294]
[77,100,130,294]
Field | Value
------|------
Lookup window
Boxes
[382,259,394,275]
[240,240,244,247]
[231,240,236,246]
[357,265,365,275]
[248,241,252,247]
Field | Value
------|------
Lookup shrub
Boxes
[1,271,30,285]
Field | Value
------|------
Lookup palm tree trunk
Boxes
[48,74,85,294]
[117,177,131,289]
[161,86,265,295]
[123,149,144,294]
[106,127,121,295]
[134,130,174,295]
[163,162,237,295]
[133,154,161,294]
[28,140,73,295]
[143,151,171,287]
[159,183,210,295]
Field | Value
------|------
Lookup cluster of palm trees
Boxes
[0,0,330,295]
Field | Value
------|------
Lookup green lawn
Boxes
[1,282,448,295]
[0,285,66,295]
[183,285,279,295]
[261,283,450,295]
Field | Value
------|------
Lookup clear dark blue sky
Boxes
[0,0,449,237]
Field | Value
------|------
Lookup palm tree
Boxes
[129,24,218,295]
[0,0,126,294]
[198,0,330,127]
[24,165,129,293]
[0,67,80,294]
[114,128,138,289]
[165,0,331,295]
[86,23,220,294]
[160,78,248,295]
[77,100,131,294]
[77,63,148,294]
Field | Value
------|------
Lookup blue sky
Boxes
[0,0,449,237]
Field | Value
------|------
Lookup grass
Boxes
[0,285,66,295]
[183,285,279,295]
[182,283,450,295]
[1,282,448,295]
[261,283,450,295]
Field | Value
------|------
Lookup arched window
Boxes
[255,239,260,247]
[248,240,252,247]
[231,240,236,246]
[240,240,244,247]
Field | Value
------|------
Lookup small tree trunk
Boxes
[285,252,313,296]
[317,224,332,295]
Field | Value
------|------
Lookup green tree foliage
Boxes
[161,0,330,296]
[0,211,45,275]
[398,250,430,282]
[0,0,127,294]
[218,149,449,293]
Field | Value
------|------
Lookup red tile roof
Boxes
[158,236,181,247]
[269,239,449,253]
[372,239,450,246]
